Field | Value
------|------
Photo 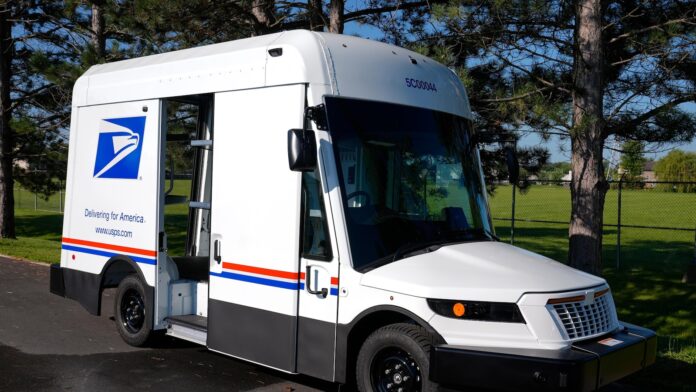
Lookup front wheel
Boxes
[114,275,153,346]
[356,323,438,392]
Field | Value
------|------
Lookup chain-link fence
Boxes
[14,177,696,269]
[489,180,696,269]
[14,184,65,213]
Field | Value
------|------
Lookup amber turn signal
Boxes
[452,302,466,317]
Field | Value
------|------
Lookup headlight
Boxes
[427,299,526,323]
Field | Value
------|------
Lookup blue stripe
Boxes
[210,271,302,290]
[209,272,340,296]
[62,244,157,265]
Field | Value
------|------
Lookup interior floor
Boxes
[166,314,208,331]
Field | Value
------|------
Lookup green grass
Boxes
[488,185,696,338]
[488,185,696,391]
[163,179,193,255]
[13,186,64,212]
[3,182,695,390]
[0,209,63,263]
[3,180,193,263]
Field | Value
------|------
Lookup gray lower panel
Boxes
[62,267,102,315]
[59,266,154,331]
[297,316,336,381]
[208,299,297,372]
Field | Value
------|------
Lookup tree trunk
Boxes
[91,0,106,60]
[308,0,324,31]
[251,0,275,35]
[0,5,16,239]
[329,0,344,33]
[569,0,606,275]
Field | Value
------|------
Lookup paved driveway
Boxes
[0,257,334,392]
[0,256,643,392]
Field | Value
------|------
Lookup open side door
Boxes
[207,85,305,371]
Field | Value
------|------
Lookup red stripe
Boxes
[222,262,301,280]
[62,237,156,257]
[221,262,339,284]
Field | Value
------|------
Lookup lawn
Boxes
[3,182,695,390]
[488,184,696,391]
[0,209,63,263]
[487,185,695,336]
[2,180,192,263]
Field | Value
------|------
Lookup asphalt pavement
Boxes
[0,256,641,392]
[0,256,335,392]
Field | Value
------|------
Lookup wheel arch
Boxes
[100,255,148,290]
[63,255,151,316]
[335,305,445,384]
[101,255,153,319]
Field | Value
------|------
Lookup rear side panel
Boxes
[61,100,161,288]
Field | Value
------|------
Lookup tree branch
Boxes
[608,16,696,44]
[478,86,553,103]
[607,94,696,136]
[343,1,440,22]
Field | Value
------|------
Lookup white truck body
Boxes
[51,30,655,391]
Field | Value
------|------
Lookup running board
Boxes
[165,315,207,346]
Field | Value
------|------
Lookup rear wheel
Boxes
[114,275,152,346]
[356,323,437,392]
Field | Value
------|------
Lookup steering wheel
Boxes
[346,191,372,207]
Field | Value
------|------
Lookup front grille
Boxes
[552,294,613,339]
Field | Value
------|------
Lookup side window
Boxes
[302,170,332,260]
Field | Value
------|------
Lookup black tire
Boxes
[356,323,437,392]
[114,274,153,347]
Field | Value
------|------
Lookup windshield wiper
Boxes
[362,228,497,272]
[363,239,444,271]
[391,240,444,262]
[444,227,499,242]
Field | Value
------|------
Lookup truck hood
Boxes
[360,241,604,303]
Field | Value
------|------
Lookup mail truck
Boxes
[50,30,655,391]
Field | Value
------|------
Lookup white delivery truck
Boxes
[50,30,655,391]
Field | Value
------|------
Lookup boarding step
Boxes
[166,315,208,346]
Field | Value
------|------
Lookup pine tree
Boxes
[619,140,646,181]
[432,0,696,274]
[1,1,84,238]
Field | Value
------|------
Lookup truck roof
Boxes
[73,30,471,118]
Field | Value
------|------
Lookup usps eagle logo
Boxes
[93,116,146,179]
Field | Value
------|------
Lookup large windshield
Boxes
[325,97,493,272]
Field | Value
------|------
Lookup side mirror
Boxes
[287,129,317,172]
[504,146,519,184]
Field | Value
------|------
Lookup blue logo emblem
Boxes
[93,116,146,179]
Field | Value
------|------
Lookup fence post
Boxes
[510,183,516,245]
[34,192,37,211]
[616,174,623,269]
[59,188,63,214]
[683,226,696,283]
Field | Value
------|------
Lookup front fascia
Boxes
[517,285,620,347]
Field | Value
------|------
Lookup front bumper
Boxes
[430,323,656,391]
